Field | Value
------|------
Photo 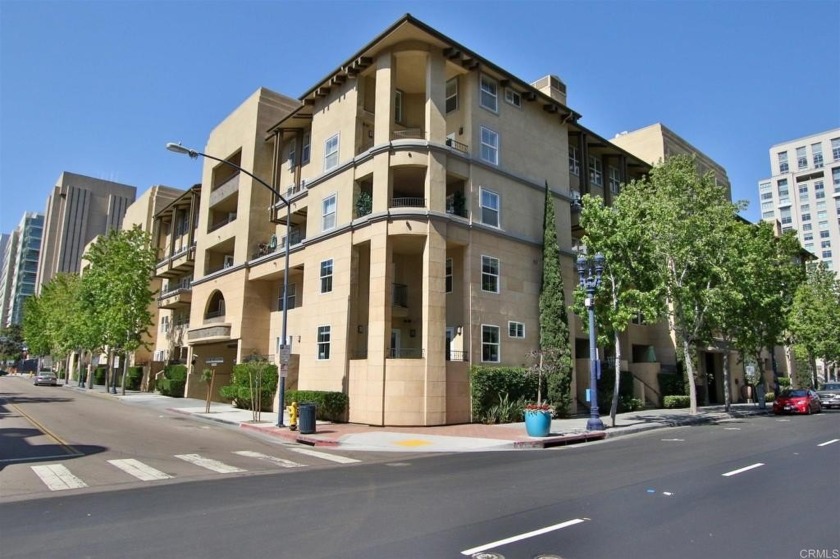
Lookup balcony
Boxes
[445,137,469,154]
[390,197,425,209]
[392,128,424,141]
[209,173,240,206]
[208,212,236,233]
[157,287,192,309]
[388,347,424,359]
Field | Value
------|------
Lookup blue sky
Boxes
[1,0,838,231]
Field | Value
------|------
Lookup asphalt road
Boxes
[1,376,838,559]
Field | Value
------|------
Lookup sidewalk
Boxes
[59,381,772,452]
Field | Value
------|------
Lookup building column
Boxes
[364,224,392,425]
[422,222,448,424]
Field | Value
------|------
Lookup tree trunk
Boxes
[722,349,731,413]
[120,351,128,396]
[610,331,622,427]
[683,339,698,415]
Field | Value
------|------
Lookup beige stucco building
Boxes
[151,15,775,425]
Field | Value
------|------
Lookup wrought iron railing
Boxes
[446,350,469,362]
[445,137,469,153]
[389,348,424,359]
[391,197,425,208]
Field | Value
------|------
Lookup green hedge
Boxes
[664,395,690,409]
[93,365,108,385]
[125,366,143,390]
[220,361,278,411]
[658,372,687,397]
[597,370,638,413]
[470,366,538,423]
[157,364,187,397]
[285,390,348,422]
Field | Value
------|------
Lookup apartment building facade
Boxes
[155,15,707,426]
[0,213,44,327]
[36,172,137,292]
[758,128,840,276]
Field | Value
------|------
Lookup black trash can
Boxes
[298,403,316,434]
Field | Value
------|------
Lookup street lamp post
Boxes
[576,252,606,432]
[166,142,292,427]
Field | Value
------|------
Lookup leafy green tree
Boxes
[620,155,744,414]
[81,226,157,392]
[577,194,661,424]
[0,324,25,365]
[21,295,50,360]
[539,182,573,415]
[789,263,840,387]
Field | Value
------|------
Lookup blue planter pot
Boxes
[524,410,552,437]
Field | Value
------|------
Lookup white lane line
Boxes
[233,451,305,468]
[460,518,587,556]
[108,459,173,481]
[722,463,765,477]
[818,439,839,447]
[175,454,246,473]
[289,447,361,464]
[31,464,88,491]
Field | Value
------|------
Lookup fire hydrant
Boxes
[288,401,298,431]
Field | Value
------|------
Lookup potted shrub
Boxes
[524,401,553,437]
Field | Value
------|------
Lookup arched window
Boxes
[205,290,226,319]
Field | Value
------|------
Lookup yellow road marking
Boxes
[394,439,433,447]
[9,403,81,457]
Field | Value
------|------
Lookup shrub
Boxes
[220,361,278,411]
[157,364,188,397]
[470,366,538,423]
[482,393,526,424]
[764,392,775,403]
[597,370,637,413]
[284,390,348,422]
[125,366,143,390]
[664,395,690,409]
[620,396,645,412]
[93,366,108,385]
[777,376,792,388]
[658,372,687,397]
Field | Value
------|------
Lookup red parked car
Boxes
[773,389,822,415]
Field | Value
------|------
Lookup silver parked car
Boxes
[816,382,840,409]
[33,371,58,386]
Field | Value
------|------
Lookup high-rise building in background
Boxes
[35,172,136,292]
[0,213,44,326]
[758,128,840,274]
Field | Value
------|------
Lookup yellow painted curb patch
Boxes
[393,439,433,447]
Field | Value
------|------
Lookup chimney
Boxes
[530,75,567,105]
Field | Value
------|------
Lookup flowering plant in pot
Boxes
[523,401,553,437]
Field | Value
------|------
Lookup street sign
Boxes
[279,346,291,365]
[206,357,224,366]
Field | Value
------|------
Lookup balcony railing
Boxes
[446,350,469,362]
[390,197,425,209]
[445,137,469,153]
[389,348,424,359]
[208,213,236,233]
[392,128,424,140]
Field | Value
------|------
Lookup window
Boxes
[802,213,811,222]
[481,325,500,362]
[279,283,296,311]
[821,240,831,249]
[480,126,499,165]
[322,194,336,231]
[445,78,458,113]
[803,223,813,231]
[815,181,825,199]
[759,181,772,192]
[833,168,840,186]
[324,133,339,171]
[569,146,580,176]
[832,138,840,160]
[820,230,830,238]
[812,143,824,168]
[803,233,814,242]
[589,155,603,186]
[508,321,525,338]
[796,146,807,170]
[504,89,521,108]
[317,326,331,360]
[762,210,775,219]
[780,208,792,225]
[394,89,404,124]
[302,132,311,164]
[819,220,829,230]
[479,74,498,112]
[445,258,453,293]
[760,192,773,201]
[481,255,500,293]
[822,250,833,259]
[608,166,621,194]
[761,201,774,211]
[320,259,333,293]
[287,139,296,170]
[480,188,500,227]
[777,152,789,173]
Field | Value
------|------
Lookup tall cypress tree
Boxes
[539,181,573,414]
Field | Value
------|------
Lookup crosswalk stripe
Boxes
[108,459,173,481]
[174,454,246,473]
[31,464,87,490]
[233,451,305,468]
[290,447,360,464]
